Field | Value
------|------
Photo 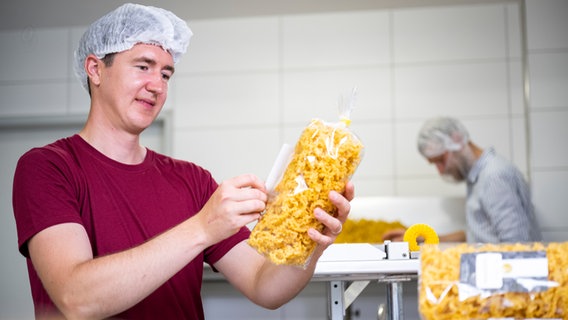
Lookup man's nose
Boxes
[146,75,165,94]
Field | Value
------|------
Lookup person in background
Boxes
[383,116,541,244]
[12,4,353,319]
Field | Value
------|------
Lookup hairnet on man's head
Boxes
[74,3,193,91]
[417,117,470,158]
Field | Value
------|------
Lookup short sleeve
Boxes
[12,147,83,257]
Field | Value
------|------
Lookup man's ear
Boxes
[85,54,102,88]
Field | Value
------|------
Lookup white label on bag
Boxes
[502,257,548,278]
[475,253,503,289]
[462,251,550,292]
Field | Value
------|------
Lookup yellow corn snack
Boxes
[248,118,364,267]
[419,242,568,320]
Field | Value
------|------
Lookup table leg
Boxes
[385,281,403,320]
[328,280,345,320]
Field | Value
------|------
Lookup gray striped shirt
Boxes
[466,148,542,243]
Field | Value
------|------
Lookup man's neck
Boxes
[79,125,146,165]
[469,142,484,160]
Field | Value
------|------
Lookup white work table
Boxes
[313,243,419,320]
[204,243,420,320]
[313,243,419,278]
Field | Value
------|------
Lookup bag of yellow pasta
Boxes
[249,91,364,268]
[419,242,568,320]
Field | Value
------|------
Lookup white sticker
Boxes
[475,253,503,289]
[502,257,548,278]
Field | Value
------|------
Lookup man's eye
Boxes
[162,73,172,81]
[137,65,149,71]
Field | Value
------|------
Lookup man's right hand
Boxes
[196,174,267,245]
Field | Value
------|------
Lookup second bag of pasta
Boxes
[419,242,568,320]
[248,117,364,268]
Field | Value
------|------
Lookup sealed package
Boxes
[248,117,364,267]
[419,242,568,319]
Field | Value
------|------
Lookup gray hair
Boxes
[417,117,470,158]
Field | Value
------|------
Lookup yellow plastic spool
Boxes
[403,223,439,252]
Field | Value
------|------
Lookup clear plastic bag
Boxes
[248,90,364,267]
[419,242,568,320]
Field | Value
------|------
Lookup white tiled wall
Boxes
[525,0,568,240]
[1,1,567,318]
[0,28,70,81]
[393,5,510,62]
[282,11,391,67]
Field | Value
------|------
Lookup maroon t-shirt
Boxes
[12,134,250,319]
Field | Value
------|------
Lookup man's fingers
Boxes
[228,174,267,192]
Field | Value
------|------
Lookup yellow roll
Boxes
[403,223,439,252]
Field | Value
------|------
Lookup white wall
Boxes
[171,3,527,200]
[0,0,566,319]
[524,0,568,242]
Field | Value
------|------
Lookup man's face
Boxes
[95,43,175,134]
[427,151,465,183]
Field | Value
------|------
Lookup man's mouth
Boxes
[137,98,156,107]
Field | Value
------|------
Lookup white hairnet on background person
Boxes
[417,117,470,158]
[74,3,193,92]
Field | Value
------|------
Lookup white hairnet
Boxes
[417,117,470,158]
[74,3,193,91]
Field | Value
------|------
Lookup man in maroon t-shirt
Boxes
[12,4,354,319]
